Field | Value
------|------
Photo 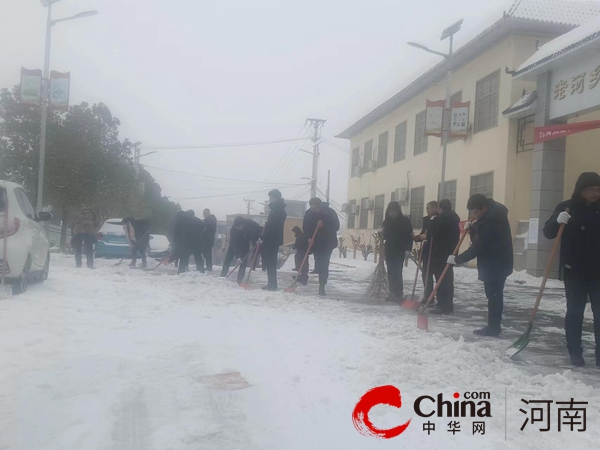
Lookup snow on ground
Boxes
[0,254,598,449]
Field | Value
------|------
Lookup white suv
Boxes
[0,181,52,294]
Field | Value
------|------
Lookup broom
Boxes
[363,231,389,300]
[417,231,469,331]
[401,242,424,309]
[284,224,321,293]
[239,240,262,289]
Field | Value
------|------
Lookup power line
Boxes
[142,164,308,185]
[322,139,349,154]
[175,183,309,202]
[264,125,311,185]
[140,137,311,151]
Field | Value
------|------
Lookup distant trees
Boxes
[0,86,180,248]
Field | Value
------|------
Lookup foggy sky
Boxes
[2,0,526,223]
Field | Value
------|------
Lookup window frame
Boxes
[373,194,385,229]
[474,70,500,134]
[394,121,407,162]
[470,172,494,198]
[377,131,389,168]
[359,197,369,229]
[410,186,425,230]
[438,180,457,210]
[363,140,373,171]
[347,199,357,229]
[14,188,36,219]
[414,110,428,156]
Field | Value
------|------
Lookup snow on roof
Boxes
[502,90,538,117]
[509,0,600,26]
[514,14,600,76]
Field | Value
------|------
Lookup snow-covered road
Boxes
[1,255,599,449]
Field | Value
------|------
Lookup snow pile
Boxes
[0,255,597,449]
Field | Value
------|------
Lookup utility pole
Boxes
[243,198,255,215]
[133,142,141,175]
[326,170,331,204]
[305,118,326,199]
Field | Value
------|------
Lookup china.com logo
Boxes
[352,385,492,439]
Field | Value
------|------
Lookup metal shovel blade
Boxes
[401,295,420,309]
[239,284,251,290]
[284,285,297,293]
[506,323,533,359]
[417,313,428,331]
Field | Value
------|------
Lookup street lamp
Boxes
[408,19,463,201]
[36,0,98,214]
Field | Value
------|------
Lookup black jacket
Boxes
[203,214,217,247]
[236,219,263,258]
[455,199,513,282]
[303,204,340,253]
[293,234,309,253]
[428,211,460,260]
[173,214,205,254]
[262,199,287,248]
[420,214,436,257]
[543,195,600,282]
[382,214,413,258]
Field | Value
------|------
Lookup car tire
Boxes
[42,253,50,282]
[13,256,31,295]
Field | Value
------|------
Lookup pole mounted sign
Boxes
[49,71,70,111]
[20,68,43,105]
[426,100,471,138]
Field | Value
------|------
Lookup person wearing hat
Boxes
[259,189,287,290]
[232,216,263,283]
[544,172,600,367]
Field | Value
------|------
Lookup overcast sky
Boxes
[2,0,528,222]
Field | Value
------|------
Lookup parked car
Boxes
[95,219,131,258]
[0,180,52,294]
[149,234,170,258]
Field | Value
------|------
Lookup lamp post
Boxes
[408,19,462,201]
[36,0,98,214]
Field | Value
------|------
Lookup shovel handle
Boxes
[226,252,250,279]
[528,221,566,324]
[242,241,262,285]
[410,243,424,298]
[422,237,434,300]
[421,231,468,310]
[288,224,321,290]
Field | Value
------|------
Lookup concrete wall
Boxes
[565,110,600,196]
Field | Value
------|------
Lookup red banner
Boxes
[533,121,600,144]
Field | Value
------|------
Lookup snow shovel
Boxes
[417,231,468,331]
[284,224,321,293]
[225,253,250,279]
[507,221,566,359]
[402,243,424,309]
[239,241,262,289]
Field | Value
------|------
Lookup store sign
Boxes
[20,68,42,105]
[49,71,70,111]
[550,58,600,119]
[533,120,600,144]
[426,100,471,138]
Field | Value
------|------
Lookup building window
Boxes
[410,187,425,229]
[517,115,535,153]
[394,121,407,162]
[438,180,457,210]
[414,110,428,156]
[474,70,500,134]
[351,147,360,177]
[347,199,357,229]
[470,172,494,198]
[377,131,389,168]
[363,140,373,171]
[359,197,369,229]
[373,195,385,229]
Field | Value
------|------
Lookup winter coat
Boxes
[420,214,436,257]
[123,218,151,248]
[72,209,101,235]
[455,199,513,282]
[303,204,340,253]
[543,182,600,282]
[428,211,460,261]
[203,214,217,248]
[236,219,263,258]
[293,233,309,253]
[382,214,413,259]
[173,214,205,255]
[262,199,287,249]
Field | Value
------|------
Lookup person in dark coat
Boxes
[220,225,241,278]
[122,217,151,268]
[71,208,101,268]
[168,211,186,269]
[428,199,460,314]
[300,198,340,296]
[543,172,600,367]
[232,216,263,283]
[380,201,413,300]
[168,210,206,274]
[202,209,217,271]
[292,226,309,271]
[415,201,438,303]
[447,195,513,336]
[260,190,287,290]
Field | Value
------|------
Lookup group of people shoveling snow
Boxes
[377,172,600,368]
[68,173,599,367]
